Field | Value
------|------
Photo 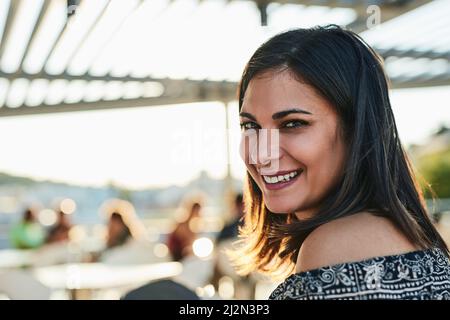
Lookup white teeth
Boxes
[263,170,300,184]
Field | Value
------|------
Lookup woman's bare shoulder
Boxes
[295,212,420,273]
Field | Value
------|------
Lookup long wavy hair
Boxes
[232,25,448,278]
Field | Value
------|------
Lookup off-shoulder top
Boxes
[269,248,450,300]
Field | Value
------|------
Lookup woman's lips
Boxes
[261,169,302,191]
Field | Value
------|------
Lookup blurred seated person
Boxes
[32,209,74,266]
[211,193,255,299]
[46,209,72,244]
[216,193,244,244]
[9,207,45,249]
[96,199,159,264]
[107,212,132,248]
[167,201,202,262]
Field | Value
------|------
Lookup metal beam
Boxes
[2,63,450,117]
[390,74,450,89]
[378,48,450,61]
[252,0,433,33]
[0,71,237,117]
[0,96,207,117]
[251,0,375,9]
[0,70,235,89]
[344,0,433,33]
[251,0,433,10]
[1,67,449,117]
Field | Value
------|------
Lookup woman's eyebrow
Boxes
[239,112,257,121]
[272,108,312,120]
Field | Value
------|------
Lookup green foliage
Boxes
[417,149,450,198]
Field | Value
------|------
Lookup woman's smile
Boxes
[260,168,303,191]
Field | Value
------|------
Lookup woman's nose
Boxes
[246,129,281,170]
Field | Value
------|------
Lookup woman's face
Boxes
[239,69,346,219]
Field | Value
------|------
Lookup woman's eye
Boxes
[283,120,308,129]
[240,122,258,130]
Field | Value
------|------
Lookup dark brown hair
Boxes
[232,25,448,278]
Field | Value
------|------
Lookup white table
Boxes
[33,261,183,299]
[0,249,34,269]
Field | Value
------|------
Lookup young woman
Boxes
[234,25,450,300]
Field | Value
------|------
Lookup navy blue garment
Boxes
[122,279,200,300]
[270,248,450,300]
[216,217,243,244]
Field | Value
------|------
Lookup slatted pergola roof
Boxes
[0,0,449,117]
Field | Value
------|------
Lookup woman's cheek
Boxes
[285,135,315,165]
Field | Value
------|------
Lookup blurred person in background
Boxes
[9,207,45,249]
[216,193,244,244]
[210,193,256,299]
[167,201,202,262]
[95,198,158,264]
[30,207,75,266]
[106,212,132,249]
[45,209,72,244]
[168,194,216,293]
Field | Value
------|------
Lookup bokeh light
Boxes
[60,198,76,215]
[192,237,214,258]
[38,208,57,226]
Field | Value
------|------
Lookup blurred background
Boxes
[0,0,449,300]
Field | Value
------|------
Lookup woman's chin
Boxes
[264,201,297,214]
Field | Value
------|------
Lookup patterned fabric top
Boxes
[269,248,450,300]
